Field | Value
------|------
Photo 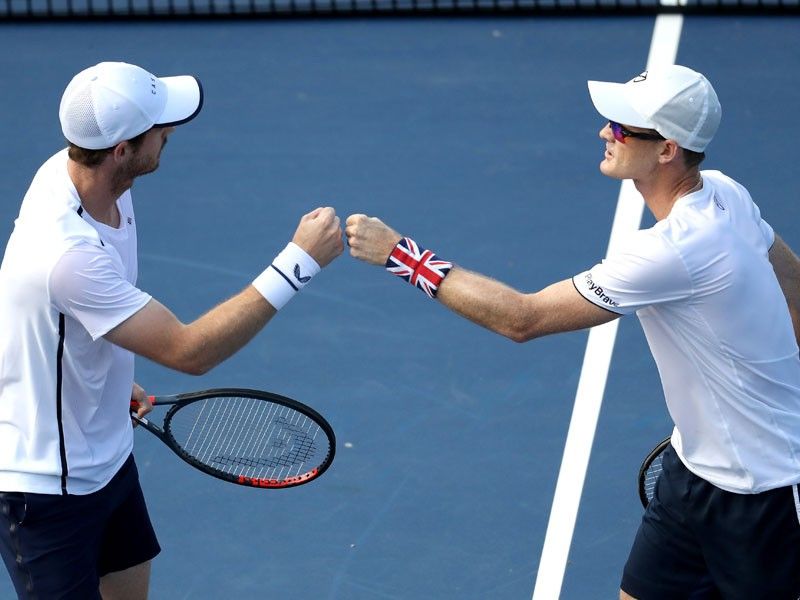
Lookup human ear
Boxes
[658,139,680,164]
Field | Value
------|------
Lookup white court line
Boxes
[531,14,684,600]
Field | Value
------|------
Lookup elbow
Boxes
[507,329,538,344]
[173,351,217,376]
[157,357,211,376]
[178,361,213,377]
[504,301,551,343]
[507,331,530,344]
[164,328,219,375]
[158,343,217,376]
[499,295,543,343]
[503,319,541,344]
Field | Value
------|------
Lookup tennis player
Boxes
[345,65,800,598]
[0,61,343,599]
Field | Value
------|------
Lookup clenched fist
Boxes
[292,207,344,268]
[345,214,402,266]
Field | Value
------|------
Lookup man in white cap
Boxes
[344,65,800,597]
[0,62,343,599]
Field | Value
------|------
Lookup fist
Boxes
[292,207,344,268]
[130,382,153,427]
[345,214,402,266]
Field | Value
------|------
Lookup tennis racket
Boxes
[637,436,671,508]
[131,388,335,489]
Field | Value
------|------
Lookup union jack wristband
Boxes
[385,237,453,299]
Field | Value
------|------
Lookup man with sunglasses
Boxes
[345,64,800,598]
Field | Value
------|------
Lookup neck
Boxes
[67,159,132,227]
[635,168,702,221]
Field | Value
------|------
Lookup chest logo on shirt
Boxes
[713,195,726,211]
[127,217,133,225]
[584,273,620,308]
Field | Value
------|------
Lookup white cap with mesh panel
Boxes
[59,62,203,150]
[588,65,721,152]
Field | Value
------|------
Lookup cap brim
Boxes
[155,75,203,127]
[588,80,652,129]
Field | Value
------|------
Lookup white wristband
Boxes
[252,242,321,310]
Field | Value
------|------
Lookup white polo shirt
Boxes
[0,149,151,495]
[574,170,800,494]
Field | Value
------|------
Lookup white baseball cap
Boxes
[588,65,721,152]
[59,62,203,150]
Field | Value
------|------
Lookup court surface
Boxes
[0,16,798,599]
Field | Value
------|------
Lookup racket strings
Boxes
[167,396,328,482]
[643,455,664,504]
[212,416,317,469]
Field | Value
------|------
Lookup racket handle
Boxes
[130,395,157,410]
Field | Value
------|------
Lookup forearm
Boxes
[436,267,537,342]
[112,287,275,376]
[437,271,616,342]
[109,208,343,375]
[179,286,276,374]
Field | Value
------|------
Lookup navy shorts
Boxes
[0,454,160,599]
[622,445,800,599]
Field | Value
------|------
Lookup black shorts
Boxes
[0,454,160,600]
[622,445,800,599]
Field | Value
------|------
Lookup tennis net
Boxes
[2,0,797,20]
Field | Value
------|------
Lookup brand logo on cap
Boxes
[633,71,648,83]
[150,76,157,95]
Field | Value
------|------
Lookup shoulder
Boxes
[700,170,757,213]
[25,149,72,196]
[49,242,120,291]
[573,226,692,314]
[609,225,683,269]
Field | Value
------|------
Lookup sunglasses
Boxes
[609,121,665,143]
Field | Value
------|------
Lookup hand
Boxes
[345,214,403,266]
[130,382,153,426]
[291,207,344,268]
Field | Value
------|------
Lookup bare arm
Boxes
[345,214,618,342]
[436,270,618,342]
[106,287,274,375]
[769,234,800,345]
[106,206,344,375]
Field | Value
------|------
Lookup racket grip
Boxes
[130,395,157,410]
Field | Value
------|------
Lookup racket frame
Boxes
[637,436,671,508]
[132,388,335,489]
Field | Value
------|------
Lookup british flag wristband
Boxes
[253,242,321,310]
[385,237,453,299]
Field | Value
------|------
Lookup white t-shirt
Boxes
[0,149,151,495]
[573,170,800,494]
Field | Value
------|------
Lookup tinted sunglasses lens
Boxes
[609,121,626,143]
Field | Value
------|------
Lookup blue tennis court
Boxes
[0,15,798,599]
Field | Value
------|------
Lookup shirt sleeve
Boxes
[572,228,694,316]
[753,203,775,249]
[48,243,152,341]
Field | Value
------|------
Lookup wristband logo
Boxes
[294,264,311,284]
